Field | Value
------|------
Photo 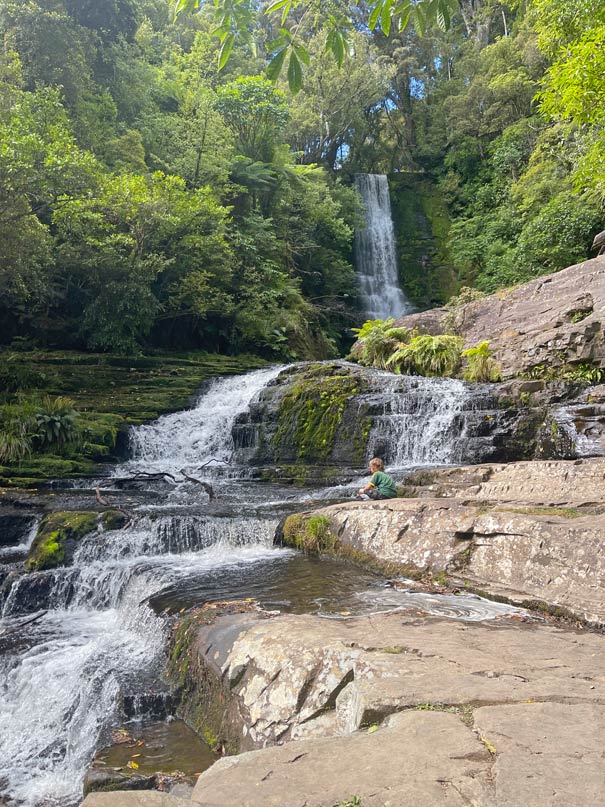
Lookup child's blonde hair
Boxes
[370,457,384,471]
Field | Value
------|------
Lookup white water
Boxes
[355,174,414,320]
[553,405,605,457]
[366,375,468,466]
[125,366,284,475]
[0,518,39,558]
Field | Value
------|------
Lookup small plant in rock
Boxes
[350,319,413,369]
[33,396,81,452]
[461,341,502,382]
[442,286,486,334]
[282,514,335,553]
[386,334,463,377]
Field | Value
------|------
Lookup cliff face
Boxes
[396,256,605,378]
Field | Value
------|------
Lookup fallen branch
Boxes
[94,486,134,529]
[179,470,215,499]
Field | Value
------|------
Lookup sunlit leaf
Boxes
[381,0,393,36]
[218,32,235,70]
[293,42,310,66]
[266,46,288,81]
[368,3,382,30]
[287,49,303,93]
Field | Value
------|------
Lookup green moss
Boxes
[25,509,126,570]
[165,609,241,755]
[388,173,457,308]
[273,373,362,462]
[279,513,424,578]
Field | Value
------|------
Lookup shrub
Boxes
[350,319,412,369]
[33,396,81,452]
[462,341,502,382]
[386,334,463,377]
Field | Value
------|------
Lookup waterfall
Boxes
[363,374,469,467]
[354,174,414,320]
[125,365,284,476]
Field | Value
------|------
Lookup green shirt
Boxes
[369,470,398,498]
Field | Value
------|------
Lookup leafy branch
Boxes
[174,0,459,92]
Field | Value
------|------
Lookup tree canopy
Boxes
[0,0,603,355]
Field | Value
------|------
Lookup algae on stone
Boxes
[25,509,126,571]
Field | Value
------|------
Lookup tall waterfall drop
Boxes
[354,174,414,320]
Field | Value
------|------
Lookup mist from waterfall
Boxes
[354,174,415,320]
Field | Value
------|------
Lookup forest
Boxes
[1,0,604,359]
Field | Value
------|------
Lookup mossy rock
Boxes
[272,372,366,463]
[25,509,126,571]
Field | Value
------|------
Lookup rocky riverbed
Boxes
[74,456,605,807]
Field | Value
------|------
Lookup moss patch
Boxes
[279,513,423,579]
[25,509,125,571]
[388,173,457,308]
[165,603,259,755]
[273,369,365,463]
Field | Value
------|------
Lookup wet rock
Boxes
[83,768,156,794]
[233,362,583,474]
[25,510,127,571]
[395,255,605,378]
[0,512,38,548]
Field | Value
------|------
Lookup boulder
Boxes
[395,256,605,378]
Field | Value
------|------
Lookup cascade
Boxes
[363,374,469,466]
[0,368,288,806]
[126,365,284,475]
[0,364,525,806]
[354,174,414,320]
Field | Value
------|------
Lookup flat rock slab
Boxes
[474,702,605,806]
[193,711,492,807]
[190,611,605,807]
[192,611,604,748]
[405,457,605,505]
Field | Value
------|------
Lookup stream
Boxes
[0,366,531,806]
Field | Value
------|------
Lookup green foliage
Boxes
[282,513,335,554]
[386,334,463,377]
[461,341,502,383]
[33,396,80,451]
[350,319,412,369]
[0,432,31,464]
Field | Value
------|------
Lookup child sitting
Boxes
[357,457,398,500]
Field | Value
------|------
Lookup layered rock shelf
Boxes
[396,255,605,378]
[285,457,605,625]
